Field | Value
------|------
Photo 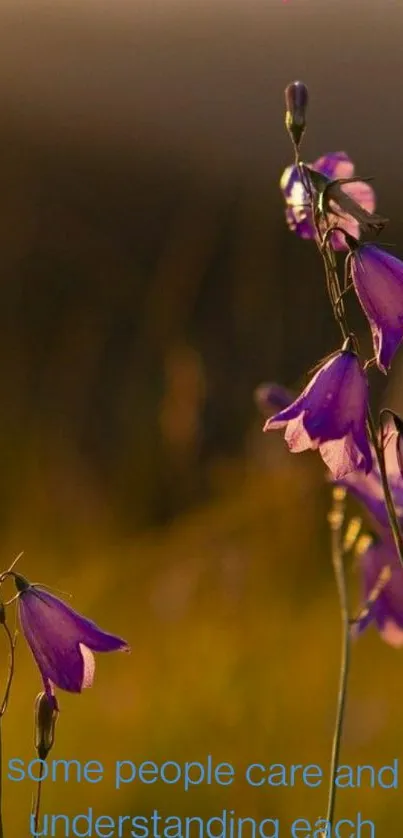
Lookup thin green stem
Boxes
[367,410,403,569]
[0,625,16,718]
[31,761,44,835]
[311,212,352,834]
[303,172,402,828]
[323,487,351,833]
[0,618,17,838]
[313,193,403,570]
[321,243,347,338]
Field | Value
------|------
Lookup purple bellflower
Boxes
[258,379,403,534]
[280,151,376,249]
[338,467,403,535]
[348,243,403,373]
[14,574,130,708]
[354,538,403,648]
[334,414,403,534]
[264,345,372,480]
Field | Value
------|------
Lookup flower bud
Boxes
[285,81,308,150]
[254,382,293,416]
[34,692,58,760]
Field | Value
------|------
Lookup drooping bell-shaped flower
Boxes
[333,412,403,535]
[14,574,130,708]
[348,243,403,373]
[256,380,403,536]
[280,151,376,249]
[264,343,372,479]
[337,466,403,536]
[354,537,403,648]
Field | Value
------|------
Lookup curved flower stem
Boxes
[322,487,351,834]
[366,409,403,569]
[322,246,348,340]
[0,618,17,838]
[304,174,403,826]
[0,624,16,718]
[314,202,403,571]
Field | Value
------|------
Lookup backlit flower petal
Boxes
[284,416,313,452]
[355,540,403,646]
[264,349,371,478]
[350,245,403,372]
[280,152,377,249]
[16,577,130,701]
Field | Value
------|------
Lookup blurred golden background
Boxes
[0,0,401,833]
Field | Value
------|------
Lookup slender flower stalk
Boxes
[0,607,16,838]
[322,487,351,834]
[0,550,129,836]
[275,80,403,832]
[285,93,355,831]
[31,760,44,836]
[366,410,403,569]
[312,184,403,570]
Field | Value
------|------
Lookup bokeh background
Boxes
[0,0,403,833]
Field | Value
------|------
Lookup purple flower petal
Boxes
[280,152,376,249]
[327,180,376,245]
[355,540,403,647]
[16,576,130,701]
[335,417,403,535]
[313,151,354,181]
[280,164,313,239]
[350,245,403,373]
[264,349,372,478]
[319,429,371,481]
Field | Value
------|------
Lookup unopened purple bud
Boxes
[254,383,294,415]
[285,81,308,150]
[34,692,58,760]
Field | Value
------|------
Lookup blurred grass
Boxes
[1,460,401,833]
[0,101,398,837]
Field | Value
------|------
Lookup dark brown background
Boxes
[0,0,400,533]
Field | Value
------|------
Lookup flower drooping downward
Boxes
[264,344,372,480]
[348,243,403,373]
[15,574,130,708]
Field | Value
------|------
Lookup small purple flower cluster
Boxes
[264,82,403,647]
[268,153,403,477]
